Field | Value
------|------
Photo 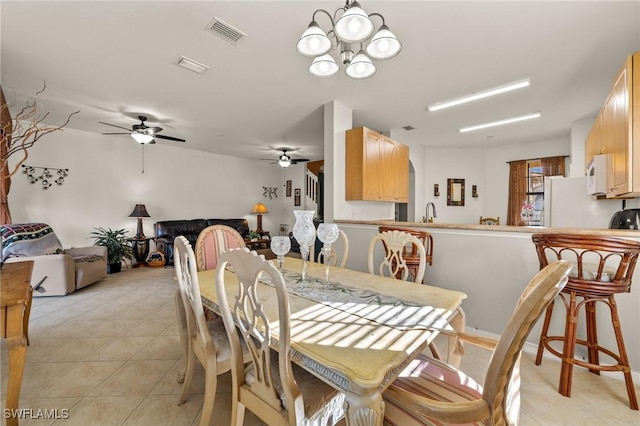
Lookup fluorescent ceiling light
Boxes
[428,78,531,112]
[459,112,541,133]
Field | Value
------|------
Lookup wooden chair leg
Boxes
[608,296,639,410]
[558,293,578,397]
[585,300,600,375]
[535,300,555,365]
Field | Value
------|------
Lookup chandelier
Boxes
[296,1,402,79]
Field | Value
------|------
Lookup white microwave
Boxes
[586,154,610,195]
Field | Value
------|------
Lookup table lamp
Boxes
[128,203,150,238]
[250,202,268,234]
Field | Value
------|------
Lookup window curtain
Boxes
[507,160,527,226]
[540,156,566,177]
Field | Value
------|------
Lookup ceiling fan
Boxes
[99,115,186,144]
[263,148,310,168]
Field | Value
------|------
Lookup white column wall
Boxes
[327,101,394,222]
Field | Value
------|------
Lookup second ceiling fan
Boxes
[100,115,186,144]
[273,148,309,168]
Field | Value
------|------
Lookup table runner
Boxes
[260,269,451,331]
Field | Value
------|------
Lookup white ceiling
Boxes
[2,1,639,164]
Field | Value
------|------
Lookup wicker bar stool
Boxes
[531,233,639,410]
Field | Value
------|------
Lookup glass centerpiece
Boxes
[317,223,339,283]
[269,236,291,271]
[292,210,316,280]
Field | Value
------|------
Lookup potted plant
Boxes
[90,227,135,274]
[247,231,261,241]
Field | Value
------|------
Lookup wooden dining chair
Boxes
[314,229,349,268]
[194,224,246,271]
[378,226,434,281]
[215,247,346,426]
[531,233,639,410]
[479,216,500,225]
[173,236,251,426]
[368,230,449,362]
[369,230,427,282]
[383,260,572,426]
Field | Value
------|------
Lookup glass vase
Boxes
[292,210,316,280]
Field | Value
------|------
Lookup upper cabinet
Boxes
[585,52,639,198]
[345,127,409,202]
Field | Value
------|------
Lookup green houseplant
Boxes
[90,227,135,274]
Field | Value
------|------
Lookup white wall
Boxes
[570,116,596,177]
[10,127,290,249]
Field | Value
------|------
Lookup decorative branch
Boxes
[1,82,79,179]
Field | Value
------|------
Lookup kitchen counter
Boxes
[334,219,640,237]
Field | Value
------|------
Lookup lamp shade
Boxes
[129,204,150,218]
[345,50,376,79]
[334,1,374,43]
[365,25,402,60]
[296,21,332,57]
[250,202,269,215]
[309,54,339,77]
[131,132,154,144]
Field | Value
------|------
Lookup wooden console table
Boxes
[1,261,34,426]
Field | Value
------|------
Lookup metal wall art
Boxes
[263,186,278,199]
[22,165,69,189]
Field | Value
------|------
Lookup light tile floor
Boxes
[2,266,639,425]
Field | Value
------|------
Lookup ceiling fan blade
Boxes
[291,158,310,163]
[99,121,132,131]
[154,134,186,142]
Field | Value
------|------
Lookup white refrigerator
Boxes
[543,176,632,229]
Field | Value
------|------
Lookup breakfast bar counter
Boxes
[335,219,640,237]
[330,220,640,374]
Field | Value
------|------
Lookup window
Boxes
[507,156,566,226]
[523,160,544,226]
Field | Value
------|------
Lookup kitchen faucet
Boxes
[426,202,437,223]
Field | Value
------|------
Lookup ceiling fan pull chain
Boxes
[141,144,145,174]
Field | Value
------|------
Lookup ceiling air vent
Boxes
[402,125,415,131]
[205,17,246,45]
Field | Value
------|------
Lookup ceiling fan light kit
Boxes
[279,154,292,168]
[100,115,186,144]
[131,132,154,144]
[296,0,401,79]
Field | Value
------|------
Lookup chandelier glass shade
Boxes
[296,1,401,79]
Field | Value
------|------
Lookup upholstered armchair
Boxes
[2,223,107,296]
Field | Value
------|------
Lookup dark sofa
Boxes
[154,218,250,265]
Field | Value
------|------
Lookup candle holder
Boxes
[269,236,291,271]
[292,210,316,281]
[317,223,339,283]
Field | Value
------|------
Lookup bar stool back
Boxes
[531,233,639,410]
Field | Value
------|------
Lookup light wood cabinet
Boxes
[585,52,639,198]
[345,127,409,202]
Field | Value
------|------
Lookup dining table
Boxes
[197,256,467,425]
